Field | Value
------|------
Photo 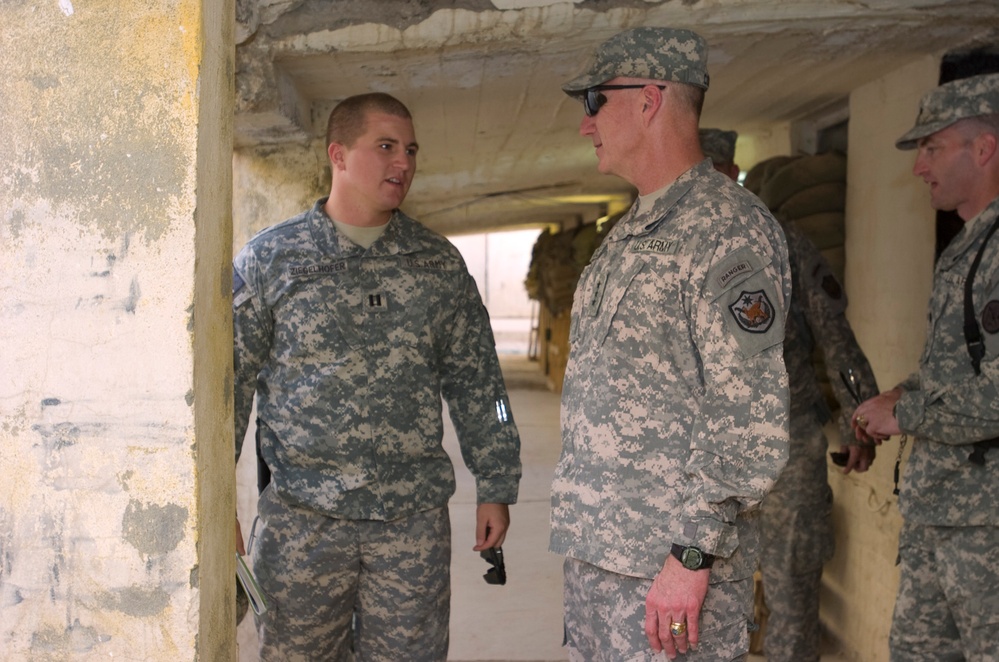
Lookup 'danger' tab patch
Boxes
[728,290,776,334]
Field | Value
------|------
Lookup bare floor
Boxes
[236,352,853,661]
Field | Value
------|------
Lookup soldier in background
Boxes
[232,92,522,661]
[550,28,792,661]
[853,73,999,661]
[701,128,878,662]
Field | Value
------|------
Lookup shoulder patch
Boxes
[982,300,999,334]
[704,246,769,301]
[728,290,776,334]
[821,274,843,300]
[233,269,253,308]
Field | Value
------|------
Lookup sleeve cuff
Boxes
[674,517,738,558]
[476,477,520,505]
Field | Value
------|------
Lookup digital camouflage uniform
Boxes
[233,198,522,661]
[698,128,738,167]
[889,73,999,662]
[550,158,793,661]
[699,126,878,661]
[760,220,877,662]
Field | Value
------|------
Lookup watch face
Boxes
[681,547,704,570]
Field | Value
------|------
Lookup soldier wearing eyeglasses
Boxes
[549,28,792,661]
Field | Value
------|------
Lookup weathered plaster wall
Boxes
[0,1,234,659]
[232,143,326,253]
[736,122,794,173]
[819,54,939,661]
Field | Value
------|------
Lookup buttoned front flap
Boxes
[581,258,647,350]
[704,246,784,358]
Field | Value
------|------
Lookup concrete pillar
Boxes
[232,143,325,254]
[820,54,939,661]
[0,1,235,659]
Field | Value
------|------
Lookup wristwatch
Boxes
[670,543,715,570]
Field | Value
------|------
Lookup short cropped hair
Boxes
[669,82,705,118]
[966,112,999,136]
[325,93,412,150]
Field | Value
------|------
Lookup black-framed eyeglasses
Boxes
[480,547,506,585]
[581,84,666,117]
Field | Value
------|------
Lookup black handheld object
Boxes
[830,451,849,467]
[481,547,506,585]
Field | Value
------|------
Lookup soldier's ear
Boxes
[328,142,347,170]
[975,130,998,168]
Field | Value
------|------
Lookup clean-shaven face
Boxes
[340,111,419,215]
[913,123,978,219]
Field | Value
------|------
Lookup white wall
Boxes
[449,228,540,319]
[820,54,939,661]
[0,1,235,659]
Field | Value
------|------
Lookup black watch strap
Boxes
[670,543,715,570]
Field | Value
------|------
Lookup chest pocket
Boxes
[362,288,434,351]
[273,274,364,357]
[577,259,646,348]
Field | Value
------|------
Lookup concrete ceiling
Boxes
[234,0,999,236]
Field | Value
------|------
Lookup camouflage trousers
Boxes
[758,414,834,662]
[251,486,451,662]
[890,522,999,662]
[562,557,753,662]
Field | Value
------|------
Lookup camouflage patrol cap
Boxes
[896,73,999,150]
[562,27,710,95]
[699,128,738,164]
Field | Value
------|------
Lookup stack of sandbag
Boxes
[748,151,848,282]
[745,152,849,412]
[524,210,627,316]
[524,226,583,316]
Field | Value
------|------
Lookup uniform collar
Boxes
[612,159,713,239]
[939,195,999,268]
[308,198,419,257]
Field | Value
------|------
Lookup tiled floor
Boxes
[236,352,854,661]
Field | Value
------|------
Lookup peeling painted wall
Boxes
[0,1,234,659]
[232,143,326,253]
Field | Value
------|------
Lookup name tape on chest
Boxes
[288,261,348,277]
[405,257,452,270]
[631,238,679,255]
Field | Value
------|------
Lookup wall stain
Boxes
[96,585,171,618]
[30,619,111,653]
[32,422,80,450]
[116,469,134,491]
[123,276,141,314]
[121,499,187,556]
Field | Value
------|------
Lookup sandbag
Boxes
[776,181,847,221]
[743,155,800,195]
[760,152,846,213]
[791,212,846,251]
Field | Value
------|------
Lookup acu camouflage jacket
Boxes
[233,199,521,521]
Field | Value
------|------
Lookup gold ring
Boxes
[856,414,867,427]
[669,621,687,637]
